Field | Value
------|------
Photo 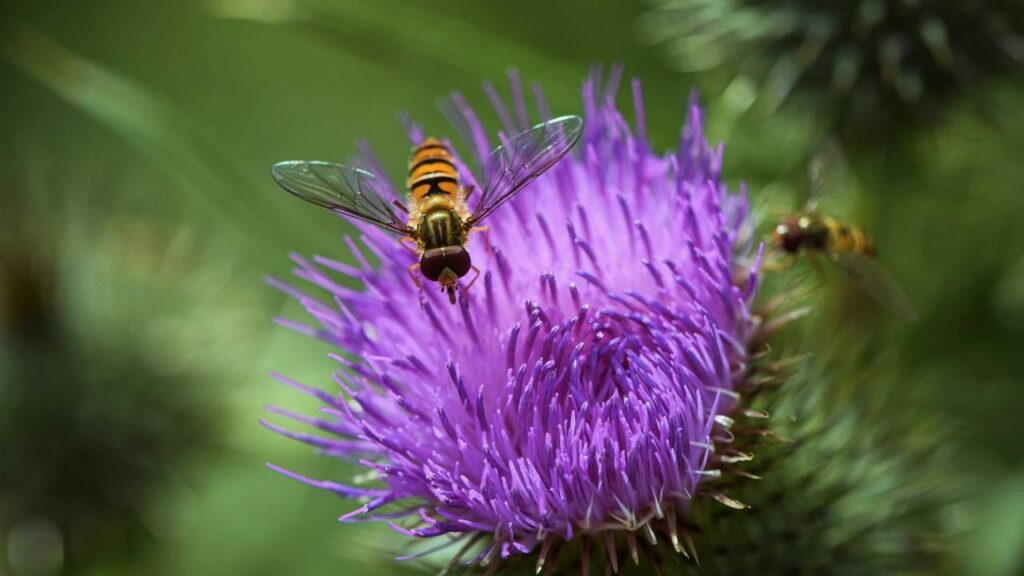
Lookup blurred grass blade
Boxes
[212,0,580,105]
[1,22,282,245]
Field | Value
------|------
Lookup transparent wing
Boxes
[467,115,583,225]
[832,252,917,322]
[805,139,843,213]
[271,161,411,235]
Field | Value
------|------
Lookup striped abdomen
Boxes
[407,137,460,207]
[822,215,875,256]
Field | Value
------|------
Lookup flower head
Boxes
[266,70,764,571]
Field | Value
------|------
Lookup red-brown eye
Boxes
[776,218,802,253]
[420,247,472,281]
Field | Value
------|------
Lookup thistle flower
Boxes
[642,0,1024,140]
[265,70,771,573]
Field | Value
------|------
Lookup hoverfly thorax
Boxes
[418,208,466,251]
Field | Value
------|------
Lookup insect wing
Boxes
[467,115,582,225]
[271,161,410,235]
[805,139,843,213]
[832,252,917,321]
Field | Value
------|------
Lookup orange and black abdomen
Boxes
[407,137,460,205]
[822,215,874,256]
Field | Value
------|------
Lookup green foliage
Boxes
[679,349,954,575]
[642,0,1024,146]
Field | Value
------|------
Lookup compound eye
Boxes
[777,228,803,252]
[420,247,472,281]
[443,246,472,277]
[420,249,446,281]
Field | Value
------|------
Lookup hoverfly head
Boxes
[420,246,472,305]
[774,216,803,253]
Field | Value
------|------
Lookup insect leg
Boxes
[762,252,797,272]
[407,262,428,308]
[470,226,493,254]
[763,251,822,298]
[462,265,482,293]
[392,200,409,214]
[399,236,419,255]
[463,184,476,202]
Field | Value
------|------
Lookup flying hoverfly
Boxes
[271,115,582,304]
[771,143,917,321]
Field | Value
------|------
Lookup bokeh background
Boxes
[1,1,1022,575]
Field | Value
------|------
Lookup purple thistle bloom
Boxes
[265,70,763,570]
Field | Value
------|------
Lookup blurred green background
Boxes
[1,1,1021,575]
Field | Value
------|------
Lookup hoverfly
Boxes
[271,115,582,305]
[771,142,917,321]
